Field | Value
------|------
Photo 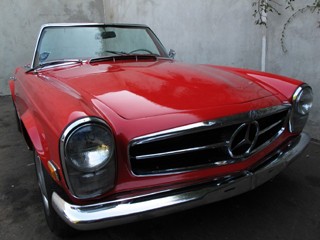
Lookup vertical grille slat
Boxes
[129,105,290,175]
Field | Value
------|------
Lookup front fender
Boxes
[20,110,46,156]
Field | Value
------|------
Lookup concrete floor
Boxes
[0,95,319,240]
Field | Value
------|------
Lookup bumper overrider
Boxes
[52,133,310,231]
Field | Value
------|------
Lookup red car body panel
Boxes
[11,58,302,204]
[44,61,278,120]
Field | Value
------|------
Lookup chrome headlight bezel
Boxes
[289,84,313,133]
[292,85,313,116]
[60,117,116,199]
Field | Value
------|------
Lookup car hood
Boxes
[45,60,278,120]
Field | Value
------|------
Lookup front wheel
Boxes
[34,151,76,237]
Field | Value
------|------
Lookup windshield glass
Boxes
[33,25,168,67]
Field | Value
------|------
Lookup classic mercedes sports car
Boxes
[9,23,313,236]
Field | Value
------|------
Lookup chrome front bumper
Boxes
[52,133,310,231]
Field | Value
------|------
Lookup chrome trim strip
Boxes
[31,60,84,73]
[132,122,210,146]
[292,85,304,102]
[259,119,283,135]
[135,142,226,160]
[52,133,310,231]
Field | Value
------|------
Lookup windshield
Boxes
[33,25,168,67]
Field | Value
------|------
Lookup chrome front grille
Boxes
[129,105,290,175]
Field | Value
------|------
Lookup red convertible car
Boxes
[9,23,313,236]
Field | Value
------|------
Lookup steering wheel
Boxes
[129,49,154,54]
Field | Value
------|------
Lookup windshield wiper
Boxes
[26,59,82,73]
[104,50,128,55]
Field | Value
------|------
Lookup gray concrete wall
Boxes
[104,0,320,139]
[0,0,105,95]
[104,0,262,69]
[266,0,320,139]
[1,0,318,138]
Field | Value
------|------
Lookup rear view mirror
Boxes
[96,31,116,40]
[39,52,50,62]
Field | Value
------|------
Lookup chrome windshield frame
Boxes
[30,23,168,69]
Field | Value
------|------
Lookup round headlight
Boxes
[65,124,114,172]
[289,84,313,133]
[293,86,313,116]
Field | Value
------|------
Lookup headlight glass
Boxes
[289,85,313,133]
[66,125,114,172]
[61,118,116,199]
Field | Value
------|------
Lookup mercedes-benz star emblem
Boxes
[228,121,260,158]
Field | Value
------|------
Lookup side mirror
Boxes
[168,49,176,59]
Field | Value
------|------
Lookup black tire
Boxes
[34,151,77,237]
